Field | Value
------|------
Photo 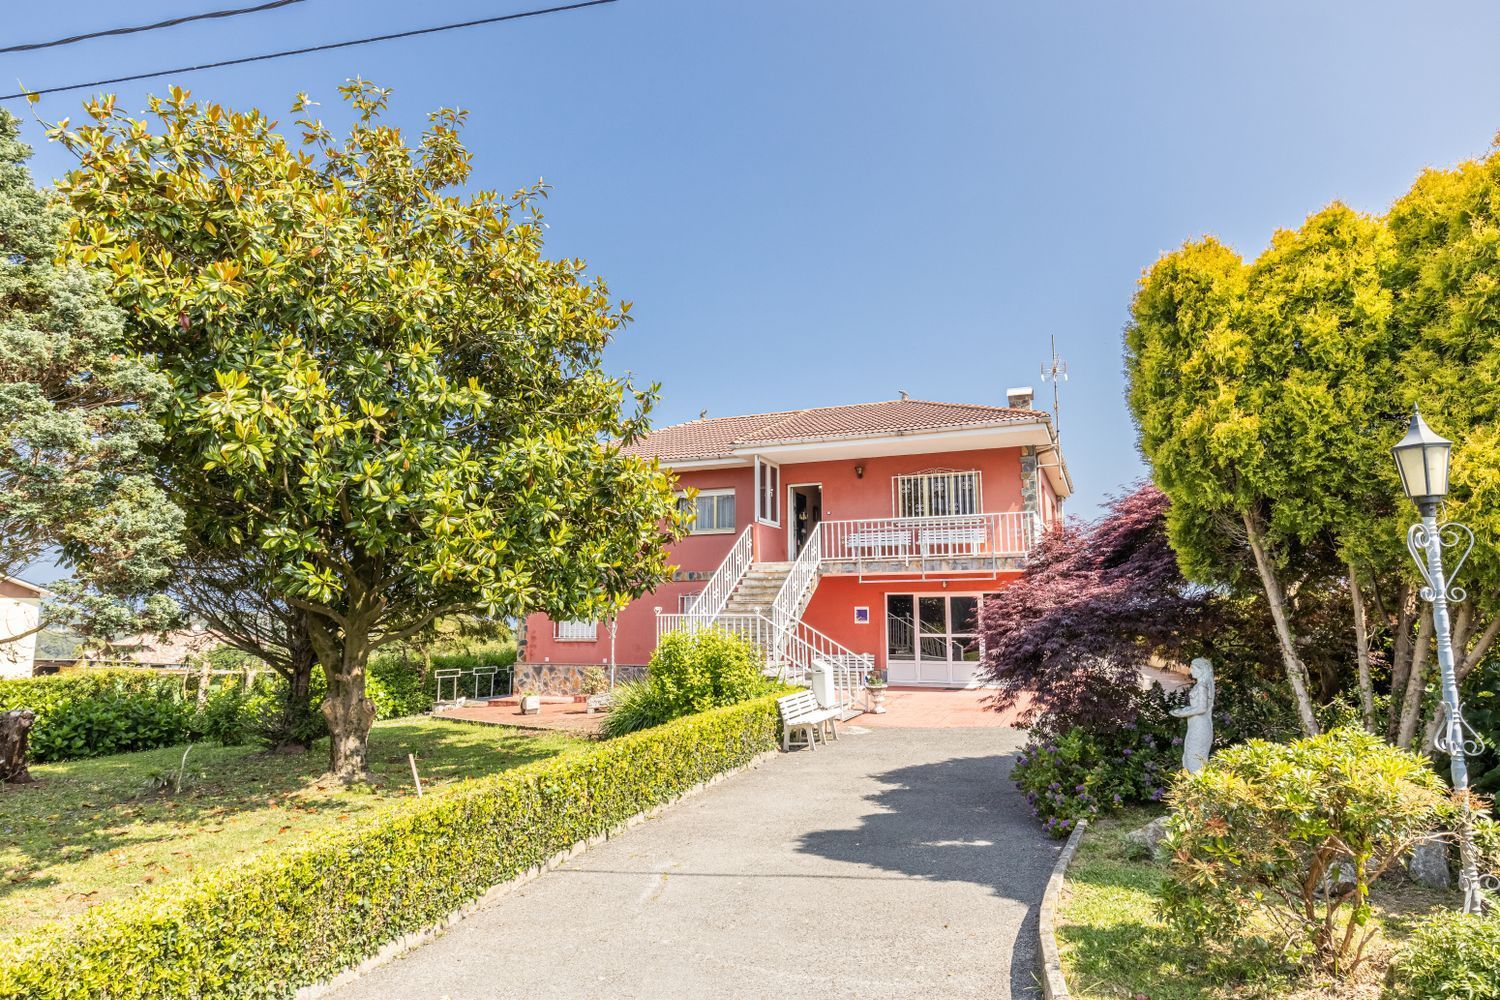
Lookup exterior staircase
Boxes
[721,562,794,618]
[657,526,872,719]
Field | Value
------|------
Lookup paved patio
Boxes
[858,686,1032,728]
[325,726,1055,999]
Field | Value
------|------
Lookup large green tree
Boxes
[1125,206,1404,736]
[1128,186,1500,747]
[0,108,181,624]
[54,83,685,779]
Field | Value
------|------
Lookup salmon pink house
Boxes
[518,392,1071,697]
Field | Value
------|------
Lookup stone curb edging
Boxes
[295,748,780,1000]
[1038,819,1087,1000]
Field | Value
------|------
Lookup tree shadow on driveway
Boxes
[794,751,1058,998]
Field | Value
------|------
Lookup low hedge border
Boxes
[0,693,782,1000]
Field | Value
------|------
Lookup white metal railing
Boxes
[654,609,873,717]
[770,522,823,642]
[819,512,1042,570]
[682,524,754,619]
[655,612,783,669]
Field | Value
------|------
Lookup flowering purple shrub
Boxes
[1012,692,1182,837]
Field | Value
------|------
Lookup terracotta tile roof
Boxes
[623,399,1049,463]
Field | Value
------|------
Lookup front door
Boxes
[885,593,982,687]
[788,484,823,559]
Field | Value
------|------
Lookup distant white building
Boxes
[0,576,48,680]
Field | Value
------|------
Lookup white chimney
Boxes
[1006,386,1035,409]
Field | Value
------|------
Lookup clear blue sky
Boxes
[9,0,1500,526]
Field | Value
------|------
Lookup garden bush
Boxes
[1161,728,1451,977]
[1012,687,1181,837]
[1387,910,1500,1000]
[1012,719,1177,838]
[0,693,782,1000]
[0,670,193,762]
[600,629,776,737]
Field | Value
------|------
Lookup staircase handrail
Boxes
[770,522,823,640]
[683,524,754,620]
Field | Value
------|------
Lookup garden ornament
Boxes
[1171,657,1215,773]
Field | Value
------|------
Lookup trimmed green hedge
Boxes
[0,670,193,762]
[0,693,780,999]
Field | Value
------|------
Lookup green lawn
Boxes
[1057,809,1457,1000]
[0,718,584,939]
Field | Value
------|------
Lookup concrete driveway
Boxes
[325,725,1057,1000]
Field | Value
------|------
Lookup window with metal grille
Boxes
[554,619,597,642]
[893,470,981,517]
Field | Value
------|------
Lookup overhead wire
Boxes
[1,0,311,54]
[2,0,618,102]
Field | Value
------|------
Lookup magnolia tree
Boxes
[0,108,182,635]
[54,83,686,780]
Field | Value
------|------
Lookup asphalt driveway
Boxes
[324,725,1057,1000]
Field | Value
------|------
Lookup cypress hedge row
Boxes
[0,694,782,1000]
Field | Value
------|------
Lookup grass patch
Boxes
[0,717,583,938]
[1057,808,1460,1000]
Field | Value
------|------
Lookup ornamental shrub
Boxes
[0,694,781,1000]
[1387,910,1500,1000]
[1161,728,1451,977]
[0,670,193,762]
[600,629,775,737]
[1012,703,1178,838]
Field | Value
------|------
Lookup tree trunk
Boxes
[0,709,37,784]
[1396,608,1434,749]
[1348,566,1377,734]
[1242,511,1321,736]
[312,617,377,783]
[273,614,320,752]
[1384,585,1416,745]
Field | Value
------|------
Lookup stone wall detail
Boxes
[1019,445,1040,518]
[512,662,648,696]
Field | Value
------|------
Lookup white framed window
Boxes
[679,592,702,613]
[755,457,780,525]
[554,619,597,642]
[893,470,981,518]
[677,489,736,534]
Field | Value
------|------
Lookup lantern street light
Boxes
[1391,407,1488,913]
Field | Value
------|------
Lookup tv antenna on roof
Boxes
[1039,335,1068,434]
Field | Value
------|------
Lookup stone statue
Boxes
[1171,657,1215,773]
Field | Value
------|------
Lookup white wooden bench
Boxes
[845,529,911,557]
[585,692,613,715]
[919,524,986,556]
[776,690,841,751]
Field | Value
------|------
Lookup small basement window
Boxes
[554,620,597,642]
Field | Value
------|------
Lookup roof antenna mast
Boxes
[1039,335,1068,434]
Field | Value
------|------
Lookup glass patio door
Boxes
[885,594,981,686]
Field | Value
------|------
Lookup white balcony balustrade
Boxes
[819,511,1042,574]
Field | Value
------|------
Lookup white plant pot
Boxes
[868,685,888,714]
[520,695,541,715]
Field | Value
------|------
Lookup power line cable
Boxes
[2,0,311,54]
[2,0,617,102]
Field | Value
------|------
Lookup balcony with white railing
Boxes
[818,511,1043,576]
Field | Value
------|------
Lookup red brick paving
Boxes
[855,686,1030,728]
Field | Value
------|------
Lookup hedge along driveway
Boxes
[0,695,782,1000]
